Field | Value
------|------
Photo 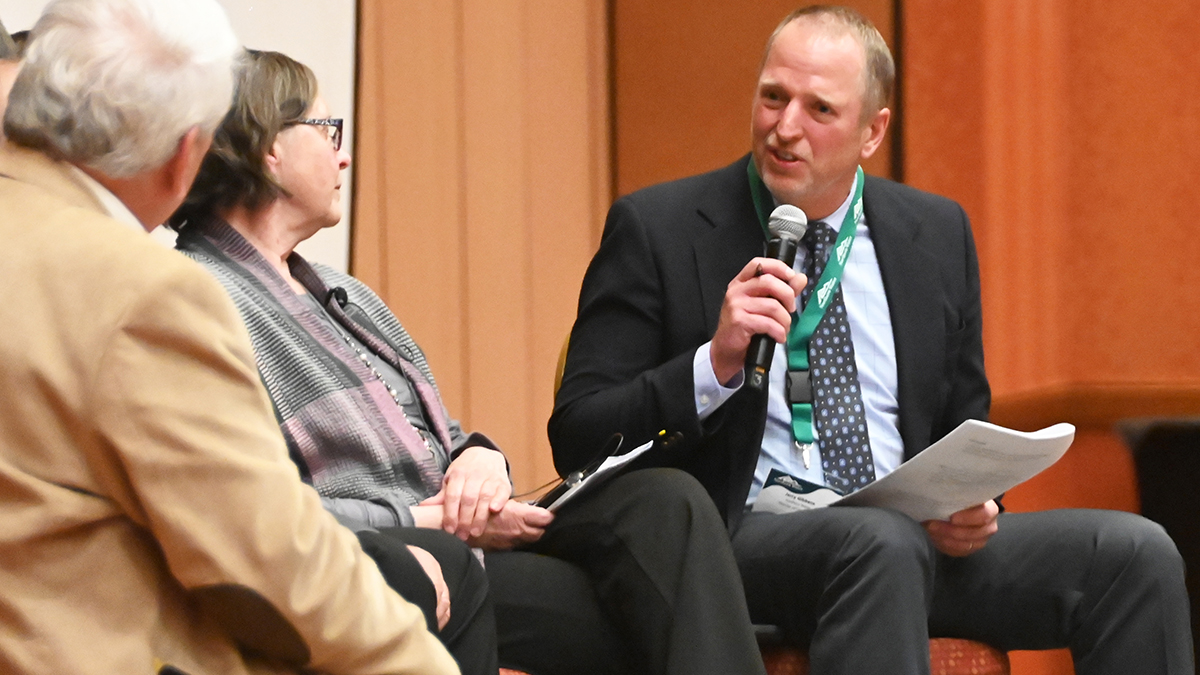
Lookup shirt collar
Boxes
[66,164,146,233]
[817,172,861,232]
[770,171,863,232]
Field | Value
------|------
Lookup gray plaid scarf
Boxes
[177,218,462,508]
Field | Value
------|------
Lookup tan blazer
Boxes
[0,141,459,675]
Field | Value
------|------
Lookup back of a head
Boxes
[3,0,239,178]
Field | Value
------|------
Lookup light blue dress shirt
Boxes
[691,174,903,506]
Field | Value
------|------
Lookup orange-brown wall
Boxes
[906,0,1200,404]
[352,0,609,493]
[905,2,1200,673]
[612,0,894,196]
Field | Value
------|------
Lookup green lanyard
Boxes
[746,159,864,447]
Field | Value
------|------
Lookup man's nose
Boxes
[775,100,805,141]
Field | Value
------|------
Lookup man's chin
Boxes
[762,176,811,210]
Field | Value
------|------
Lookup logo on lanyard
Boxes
[816,277,837,307]
[835,237,853,265]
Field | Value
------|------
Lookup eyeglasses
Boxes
[292,117,343,151]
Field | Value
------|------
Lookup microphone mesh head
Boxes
[768,204,808,240]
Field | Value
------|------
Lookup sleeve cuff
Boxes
[371,493,416,528]
[448,432,512,482]
[693,342,744,422]
[450,431,502,458]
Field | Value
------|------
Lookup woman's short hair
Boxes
[169,49,318,229]
[10,31,29,58]
[3,0,238,177]
[0,19,17,61]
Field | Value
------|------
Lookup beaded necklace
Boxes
[329,322,437,458]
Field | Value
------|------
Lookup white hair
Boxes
[3,0,238,177]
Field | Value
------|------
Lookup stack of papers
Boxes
[753,420,1076,521]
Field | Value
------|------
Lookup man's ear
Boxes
[859,107,891,160]
[164,126,212,200]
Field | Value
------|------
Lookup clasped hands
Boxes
[409,446,554,630]
[413,446,553,551]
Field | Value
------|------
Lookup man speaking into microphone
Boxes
[550,5,1192,674]
[745,204,807,390]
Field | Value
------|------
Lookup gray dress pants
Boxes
[733,506,1193,675]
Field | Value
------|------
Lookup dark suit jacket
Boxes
[549,155,990,530]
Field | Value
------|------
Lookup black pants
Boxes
[733,507,1194,675]
[363,531,630,675]
[361,468,767,675]
[484,550,629,675]
[357,526,498,674]
[517,468,767,675]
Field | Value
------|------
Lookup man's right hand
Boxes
[710,257,807,384]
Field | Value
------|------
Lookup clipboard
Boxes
[535,434,653,512]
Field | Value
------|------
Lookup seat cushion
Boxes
[929,638,1010,675]
[503,637,1009,675]
[761,638,1010,675]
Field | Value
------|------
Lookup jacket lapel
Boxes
[319,290,456,459]
[692,156,773,523]
[694,156,766,336]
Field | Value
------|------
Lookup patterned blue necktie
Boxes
[802,221,876,492]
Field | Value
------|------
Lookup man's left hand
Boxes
[433,446,511,539]
[923,500,999,557]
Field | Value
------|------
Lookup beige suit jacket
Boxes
[0,140,459,675]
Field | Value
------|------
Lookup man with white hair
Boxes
[0,1,458,673]
[0,18,19,117]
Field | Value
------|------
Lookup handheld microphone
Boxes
[746,204,807,391]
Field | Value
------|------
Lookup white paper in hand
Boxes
[834,420,1075,521]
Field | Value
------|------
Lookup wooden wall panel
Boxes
[353,0,609,492]
[1064,5,1200,383]
[612,0,895,197]
[906,0,1200,405]
[906,2,1200,674]
[460,3,531,479]
[355,0,466,408]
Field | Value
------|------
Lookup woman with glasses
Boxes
[170,49,767,675]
